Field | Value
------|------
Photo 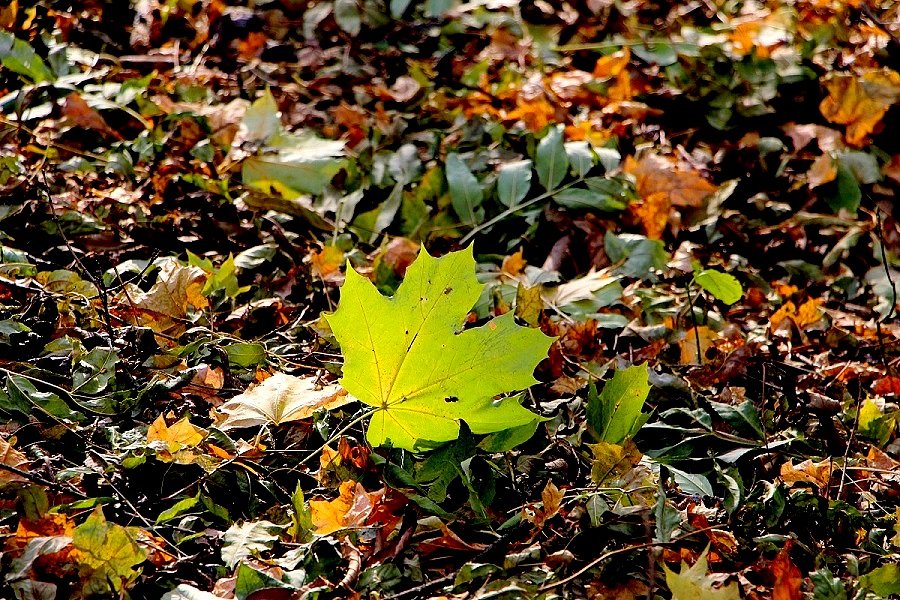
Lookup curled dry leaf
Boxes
[215,372,350,430]
[0,435,30,486]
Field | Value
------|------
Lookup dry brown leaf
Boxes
[62,93,122,140]
[624,155,717,237]
[625,155,718,208]
[779,458,833,489]
[0,436,29,487]
[215,373,350,430]
[120,258,209,338]
[819,68,900,146]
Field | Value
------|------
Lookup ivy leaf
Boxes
[693,269,743,305]
[586,364,651,445]
[326,247,553,450]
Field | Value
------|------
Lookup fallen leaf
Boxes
[309,245,345,283]
[771,542,802,600]
[664,545,742,600]
[62,93,122,140]
[0,435,29,486]
[309,480,383,535]
[624,155,717,237]
[215,373,350,430]
[819,68,900,146]
[221,520,283,568]
[72,508,147,593]
[780,458,833,489]
[326,247,553,450]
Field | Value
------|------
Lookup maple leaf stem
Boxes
[299,407,378,466]
[459,178,584,246]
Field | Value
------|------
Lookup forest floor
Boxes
[0,0,899,598]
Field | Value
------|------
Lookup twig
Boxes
[539,525,718,591]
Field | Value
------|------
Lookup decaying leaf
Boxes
[326,247,553,450]
[819,68,900,145]
[0,435,30,486]
[72,508,147,593]
[624,155,717,238]
[215,373,350,430]
[779,458,833,489]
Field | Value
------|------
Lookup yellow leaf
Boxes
[72,508,146,594]
[309,245,345,282]
[664,545,742,600]
[146,415,207,462]
[779,459,833,489]
[819,68,900,146]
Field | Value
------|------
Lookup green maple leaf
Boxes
[326,247,553,450]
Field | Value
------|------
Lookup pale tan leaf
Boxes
[215,373,350,430]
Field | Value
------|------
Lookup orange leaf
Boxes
[309,481,383,535]
[502,249,527,277]
[771,542,802,600]
[593,49,630,78]
[62,93,122,140]
[819,68,900,146]
[506,97,557,132]
[630,191,670,239]
[625,155,717,208]
[309,245,345,283]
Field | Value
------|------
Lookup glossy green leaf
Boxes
[326,247,553,450]
[0,31,54,83]
[535,125,569,190]
[497,160,532,207]
[587,364,651,444]
[693,269,743,305]
[446,153,484,224]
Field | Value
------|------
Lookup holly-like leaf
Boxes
[693,269,743,305]
[326,246,553,450]
[664,545,742,600]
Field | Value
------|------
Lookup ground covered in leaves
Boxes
[1,0,899,598]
